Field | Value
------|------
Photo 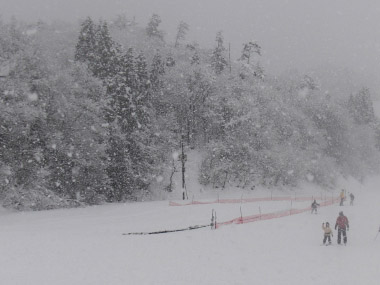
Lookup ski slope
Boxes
[1,176,380,285]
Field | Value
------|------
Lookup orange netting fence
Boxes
[169,194,336,207]
[215,196,340,229]
[125,196,340,235]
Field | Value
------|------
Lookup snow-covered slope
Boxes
[1,175,380,285]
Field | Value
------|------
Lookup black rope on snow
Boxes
[123,224,210,235]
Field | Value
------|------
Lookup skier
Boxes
[322,222,333,245]
[339,189,345,206]
[349,193,355,206]
[335,211,349,245]
[311,199,320,214]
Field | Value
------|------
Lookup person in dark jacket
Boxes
[311,199,320,214]
[335,211,349,245]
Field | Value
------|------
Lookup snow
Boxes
[2,181,380,284]
[27,92,38,101]
[1,151,380,284]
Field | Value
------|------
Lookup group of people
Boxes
[340,189,355,206]
[311,189,353,246]
[310,190,355,215]
[322,211,349,245]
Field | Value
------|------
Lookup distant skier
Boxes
[349,193,355,206]
[339,189,345,206]
[311,199,320,214]
[322,222,333,245]
[335,211,349,245]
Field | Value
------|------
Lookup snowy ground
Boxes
[1,150,380,285]
[1,175,380,285]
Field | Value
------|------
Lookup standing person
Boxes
[335,211,349,245]
[311,199,320,214]
[322,222,333,245]
[339,189,345,206]
[349,193,355,206]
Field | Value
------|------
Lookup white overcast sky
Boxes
[1,0,380,94]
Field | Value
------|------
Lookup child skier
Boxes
[322,222,333,245]
[311,199,320,214]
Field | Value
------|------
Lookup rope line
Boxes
[123,224,210,235]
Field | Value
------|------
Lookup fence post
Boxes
[259,206,262,220]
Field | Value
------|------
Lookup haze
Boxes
[2,0,380,95]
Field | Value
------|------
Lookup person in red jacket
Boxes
[335,211,349,245]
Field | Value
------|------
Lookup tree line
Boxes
[0,14,379,210]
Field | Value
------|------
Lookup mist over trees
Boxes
[1,15,380,210]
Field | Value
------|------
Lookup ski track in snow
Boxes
[1,176,380,284]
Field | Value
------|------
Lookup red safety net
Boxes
[215,197,340,229]
[169,195,335,207]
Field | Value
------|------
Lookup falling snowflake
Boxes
[27,92,38,101]
[172,151,179,160]
[306,173,314,182]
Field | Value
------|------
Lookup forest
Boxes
[1,14,380,210]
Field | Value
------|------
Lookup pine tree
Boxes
[75,17,96,63]
[104,49,157,200]
[239,41,263,79]
[211,31,228,75]
[75,19,120,80]
[240,41,261,64]
[174,21,189,48]
[150,52,165,91]
[348,87,375,125]
[146,14,164,40]
[92,21,120,79]
[135,52,150,92]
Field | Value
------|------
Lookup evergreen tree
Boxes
[135,52,150,92]
[75,19,120,80]
[348,87,375,125]
[174,21,189,48]
[92,21,120,79]
[239,41,264,79]
[240,41,261,64]
[150,52,165,91]
[146,14,164,40]
[74,17,96,63]
[104,48,157,200]
[211,31,228,75]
